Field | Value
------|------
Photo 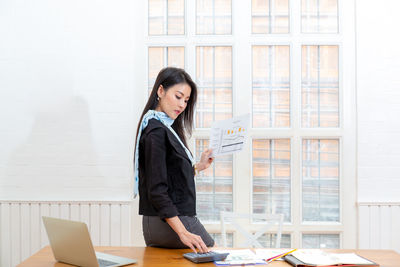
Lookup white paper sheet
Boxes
[209,114,250,157]
[213,249,266,265]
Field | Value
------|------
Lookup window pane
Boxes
[149,0,185,35]
[149,0,165,35]
[302,45,339,127]
[253,139,291,222]
[252,0,289,34]
[148,47,185,93]
[301,0,338,33]
[302,234,340,248]
[258,233,291,248]
[196,139,233,222]
[197,0,232,34]
[168,0,185,34]
[211,233,234,247]
[196,46,232,128]
[302,139,339,222]
[253,46,290,128]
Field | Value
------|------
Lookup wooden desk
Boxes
[18,246,400,267]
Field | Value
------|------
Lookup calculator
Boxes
[183,251,229,263]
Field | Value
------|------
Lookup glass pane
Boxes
[258,233,291,248]
[211,233,234,247]
[196,139,233,222]
[253,46,290,128]
[167,47,185,67]
[252,0,289,34]
[302,139,339,222]
[168,0,185,34]
[197,0,232,34]
[302,45,339,127]
[302,234,340,248]
[148,47,185,94]
[149,0,185,35]
[149,0,165,35]
[301,0,338,33]
[196,46,232,128]
[253,139,291,222]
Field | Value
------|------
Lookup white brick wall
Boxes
[356,0,400,202]
[0,0,143,200]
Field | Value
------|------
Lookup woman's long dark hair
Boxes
[134,67,198,153]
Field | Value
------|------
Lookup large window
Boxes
[145,0,356,249]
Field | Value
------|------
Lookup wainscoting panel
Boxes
[0,200,132,267]
[358,202,400,253]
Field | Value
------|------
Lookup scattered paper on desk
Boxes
[209,114,250,157]
[213,249,266,265]
[254,249,293,261]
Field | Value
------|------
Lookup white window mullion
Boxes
[186,0,196,156]
[164,0,168,34]
[291,30,302,248]
[232,0,252,247]
[339,0,357,249]
[291,23,303,246]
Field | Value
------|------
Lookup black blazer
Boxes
[138,119,196,219]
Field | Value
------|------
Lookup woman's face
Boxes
[155,83,191,120]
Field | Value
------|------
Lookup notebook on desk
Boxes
[42,216,137,267]
[284,249,379,267]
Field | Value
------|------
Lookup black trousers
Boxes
[142,215,215,248]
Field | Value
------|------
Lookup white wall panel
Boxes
[358,203,400,253]
[1,203,11,267]
[100,204,111,246]
[90,203,101,245]
[111,204,122,246]
[10,203,20,267]
[392,206,400,251]
[20,203,31,261]
[39,203,50,248]
[358,205,369,248]
[0,201,132,267]
[121,204,131,246]
[30,204,41,257]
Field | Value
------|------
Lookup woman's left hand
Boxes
[197,148,214,171]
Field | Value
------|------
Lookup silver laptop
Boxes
[42,216,137,267]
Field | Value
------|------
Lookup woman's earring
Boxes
[157,96,160,101]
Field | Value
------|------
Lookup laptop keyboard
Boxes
[98,258,118,267]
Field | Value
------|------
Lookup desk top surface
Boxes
[18,246,400,267]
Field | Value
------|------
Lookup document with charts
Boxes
[210,114,250,157]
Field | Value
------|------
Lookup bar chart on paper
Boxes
[210,114,250,157]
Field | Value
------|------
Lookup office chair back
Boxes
[220,211,284,248]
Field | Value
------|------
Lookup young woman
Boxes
[134,67,215,253]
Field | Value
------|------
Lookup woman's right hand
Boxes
[165,216,210,253]
[178,230,209,254]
